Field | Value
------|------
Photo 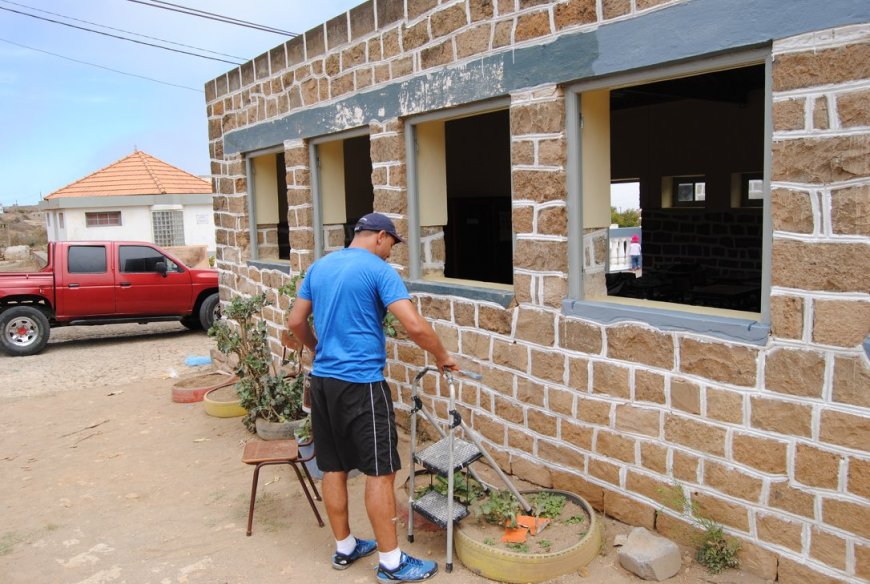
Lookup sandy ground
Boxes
[0,323,764,584]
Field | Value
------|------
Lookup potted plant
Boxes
[208,288,306,438]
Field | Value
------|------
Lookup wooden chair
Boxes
[241,438,324,535]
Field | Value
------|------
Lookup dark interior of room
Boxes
[444,109,513,285]
[342,135,374,246]
[275,152,290,260]
[607,65,765,311]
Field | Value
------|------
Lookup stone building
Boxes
[205,1,870,581]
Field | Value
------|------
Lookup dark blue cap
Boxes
[354,213,404,243]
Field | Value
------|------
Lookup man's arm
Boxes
[387,299,457,372]
[287,297,317,354]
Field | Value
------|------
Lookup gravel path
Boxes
[0,322,216,399]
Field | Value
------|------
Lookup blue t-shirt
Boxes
[297,248,410,382]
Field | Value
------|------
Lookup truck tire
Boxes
[0,306,51,356]
[199,293,220,331]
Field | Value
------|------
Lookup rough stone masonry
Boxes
[204,2,870,581]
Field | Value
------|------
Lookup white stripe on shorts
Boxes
[377,381,395,473]
[369,383,378,476]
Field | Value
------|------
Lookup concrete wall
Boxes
[205,2,870,581]
[44,201,216,253]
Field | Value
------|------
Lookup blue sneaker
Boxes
[376,552,438,582]
[332,537,377,570]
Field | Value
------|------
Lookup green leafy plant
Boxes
[564,514,585,525]
[658,482,741,574]
[530,492,567,519]
[479,489,521,528]
[505,542,529,553]
[416,472,484,503]
[209,292,305,432]
[382,312,399,338]
[294,415,312,443]
[537,539,552,552]
[483,537,496,546]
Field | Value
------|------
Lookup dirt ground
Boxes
[0,323,766,584]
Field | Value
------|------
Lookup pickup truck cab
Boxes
[0,241,219,356]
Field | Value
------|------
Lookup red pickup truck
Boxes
[0,241,220,356]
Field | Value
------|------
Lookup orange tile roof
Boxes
[44,150,213,199]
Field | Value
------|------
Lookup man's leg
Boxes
[322,470,351,540]
[365,473,398,551]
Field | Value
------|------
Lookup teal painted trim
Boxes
[407,280,514,308]
[222,0,869,154]
[562,299,770,346]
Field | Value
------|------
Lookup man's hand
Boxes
[437,355,459,375]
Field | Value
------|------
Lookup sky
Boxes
[0,0,361,206]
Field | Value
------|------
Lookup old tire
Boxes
[199,293,219,330]
[203,385,246,418]
[0,306,50,356]
[255,417,306,440]
[171,372,238,403]
[454,489,602,584]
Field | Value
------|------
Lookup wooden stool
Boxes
[241,439,324,535]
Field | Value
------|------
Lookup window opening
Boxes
[152,210,185,247]
[248,151,290,261]
[85,211,122,227]
[314,133,374,251]
[672,176,706,205]
[742,172,764,207]
[58,212,64,229]
[605,64,765,312]
[442,109,513,285]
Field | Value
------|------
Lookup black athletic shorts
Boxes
[309,375,401,477]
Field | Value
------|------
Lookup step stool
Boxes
[406,367,532,573]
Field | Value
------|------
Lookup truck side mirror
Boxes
[155,261,168,277]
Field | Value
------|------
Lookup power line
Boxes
[127,0,298,37]
[0,0,247,61]
[0,36,203,92]
[0,5,244,65]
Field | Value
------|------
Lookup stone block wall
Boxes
[205,2,869,581]
[641,209,764,279]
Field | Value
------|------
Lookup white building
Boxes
[40,151,215,256]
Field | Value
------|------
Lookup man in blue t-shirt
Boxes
[289,212,456,582]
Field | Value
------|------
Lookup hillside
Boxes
[0,204,47,249]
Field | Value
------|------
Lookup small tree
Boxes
[209,292,304,432]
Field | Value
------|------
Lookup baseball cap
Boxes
[353,213,404,243]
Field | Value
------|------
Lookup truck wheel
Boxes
[0,306,51,356]
[199,293,220,331]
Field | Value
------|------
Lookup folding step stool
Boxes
[406,367,532,573]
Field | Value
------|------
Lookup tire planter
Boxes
[171,372,238,403]
[254,416,306,440]
[453,489,602,584]
[203,384,246,418]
